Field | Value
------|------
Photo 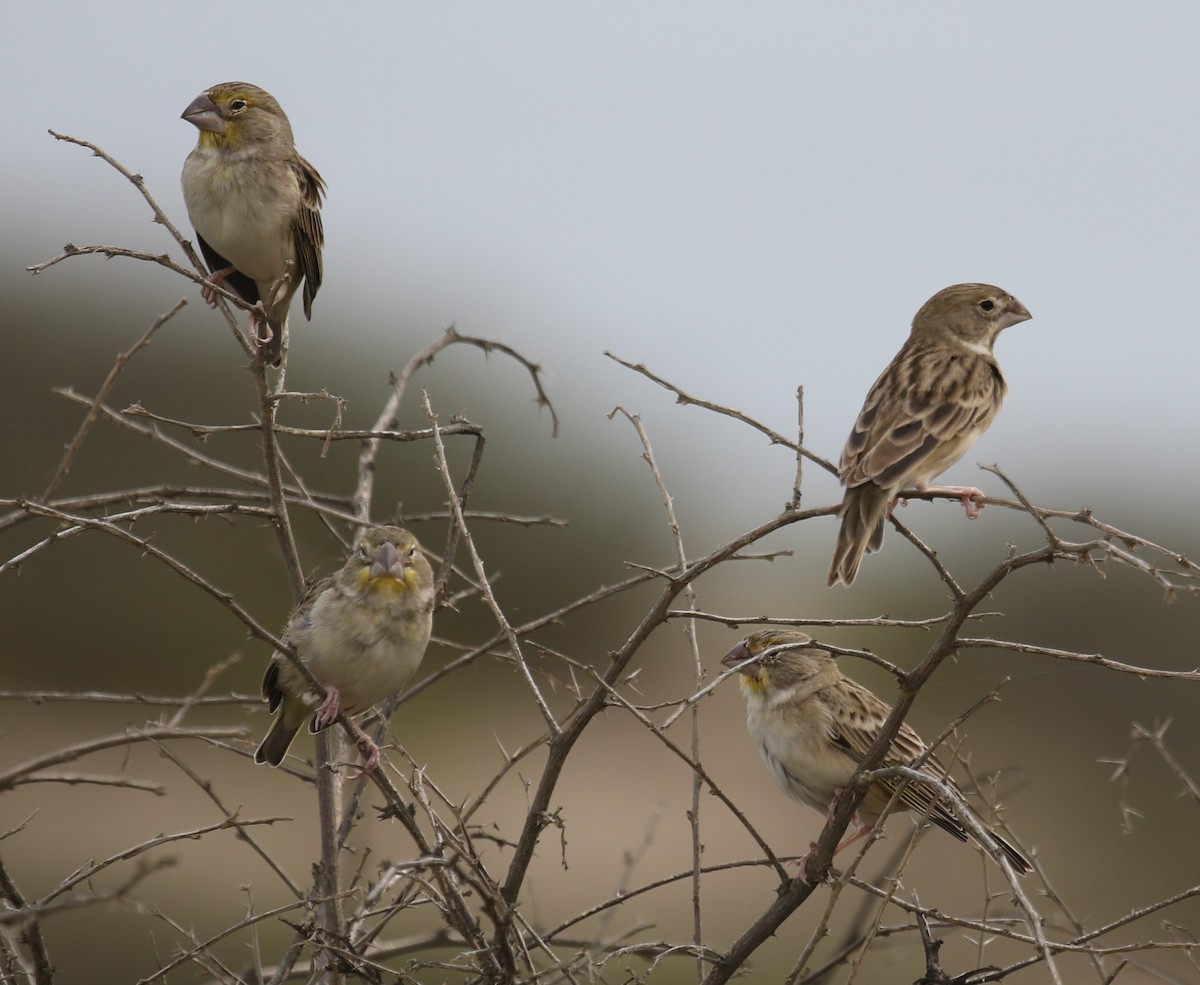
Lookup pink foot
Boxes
[347,720,382,774]
[314,686,342,730]
[923,484,987,519]
[249,303,275,345]
[834,821,871,855]
[201,266,237,307]
[791,790,864,885]
[358,739,381,773]
[795,843,819,885]
[823,788,846,824]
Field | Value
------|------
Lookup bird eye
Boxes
[229,99,247,113]
[978,299,995,312]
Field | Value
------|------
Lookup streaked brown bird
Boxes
[181,81,325,365]
[723,630,1031,876]
[828,283,1031,586]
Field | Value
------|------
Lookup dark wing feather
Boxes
[196,233,260,306]
[824,678,968,840]
[823,677,1032,873]
[290,154,326,319]
[261,659,283,711]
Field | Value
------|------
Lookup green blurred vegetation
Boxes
[2,238,1198,984]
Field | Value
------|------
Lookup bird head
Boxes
[721,630,828,697]
[346,527,432,599]
[181,82,294,153]
[911,283,1031,355]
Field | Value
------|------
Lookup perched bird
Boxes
[828,283,1031,586]
[181,82,325,365]
[255,526,434,770]
[722,630,1030,875]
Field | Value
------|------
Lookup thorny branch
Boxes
[4,137,1199,985]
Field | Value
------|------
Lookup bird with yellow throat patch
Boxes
[723,630,1031,876]
[181,81,325,365]
[255,527,434,770]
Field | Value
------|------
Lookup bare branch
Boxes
[606,351,837,474]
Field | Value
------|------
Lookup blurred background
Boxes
[2,3,1198,982]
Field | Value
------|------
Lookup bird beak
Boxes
[721,641,755,673]
[998,297,1032,331]
[369,541,404,581]
[181,93,225,134]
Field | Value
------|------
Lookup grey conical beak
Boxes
[181,93,225,134]
[999,297,1032,331]
[369,540,403,581]
[721,641,754,672]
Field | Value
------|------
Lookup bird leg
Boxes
[200,266,237,307]
[346,720,381,774]
[249,302,275,349]
[313,687,382,773]
[795,789,871,885]
[199,272,278,358]
[795,842,821,886]
[313,685,342,730]
[890,485,987,518]
[834,818,873,855]
[266,261,295,309]
[794,826,871,885]
[921,484,987,519]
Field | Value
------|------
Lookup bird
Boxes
[722,630,1031,876]
[180,81,325,365]
[828,283,1031,586]
[255,526,435,770]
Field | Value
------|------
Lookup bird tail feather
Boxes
[828,485,890,586]
[254,714,302,767]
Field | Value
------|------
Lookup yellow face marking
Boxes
[355,564,415,596]
[370,576,409,596]
[738,668,770,697]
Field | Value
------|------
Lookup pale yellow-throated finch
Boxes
[723,630,1030,875]
[181,82,325,365]
[828,283,1031,586]
[255,526,434,770]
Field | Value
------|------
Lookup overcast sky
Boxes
[7,3,1199,522]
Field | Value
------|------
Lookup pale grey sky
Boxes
[7,2,1198,519]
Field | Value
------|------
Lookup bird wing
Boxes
[261,574,334,708]
[824,678,967,838]
[286,574,333,638]
[196,233,261,306]
[839,337,1005,492]
[290,154,326,318]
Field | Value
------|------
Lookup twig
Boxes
[3,502,282,647]
[424,391,558,734]
[44,300,185,498]
[609,405,709,979]
[606,352,837,474]
[353,326,557,523]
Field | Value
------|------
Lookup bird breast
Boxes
[182,148,299,286]
[292,599,431,715]
[745,695,856,813]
